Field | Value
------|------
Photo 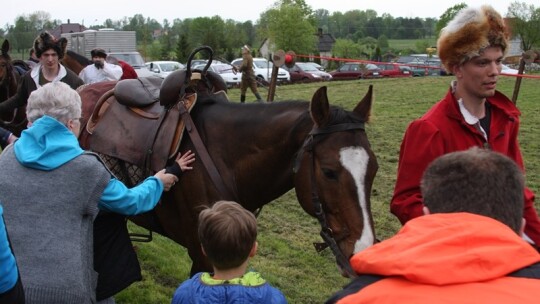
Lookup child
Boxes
[171,200,287,304]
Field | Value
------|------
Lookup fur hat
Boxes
[33,31,68,59]
[91,48,107,58]
[437,5,509,71]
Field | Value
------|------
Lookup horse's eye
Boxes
[322,168,338,180]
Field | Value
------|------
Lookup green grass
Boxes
[388,38,437,52]
[117,75,540,303]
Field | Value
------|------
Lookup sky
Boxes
[3,0,538,27]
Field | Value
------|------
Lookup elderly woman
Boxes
[0,82,194,303]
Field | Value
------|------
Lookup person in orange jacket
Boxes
[390,5,540,247]
[327,147,540,303]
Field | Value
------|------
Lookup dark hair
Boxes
[421,147,524,233]
[198,200,257,270]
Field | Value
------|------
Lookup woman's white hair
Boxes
[26,82,82,124]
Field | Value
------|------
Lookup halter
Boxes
[294,122,366,278]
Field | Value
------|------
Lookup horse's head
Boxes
[0,40,14,84]
[294,86,378,278]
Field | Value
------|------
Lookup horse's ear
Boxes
[310,86,330,127]
[1,39,9,56]
[58,37,68,59]
[353,85,373,122]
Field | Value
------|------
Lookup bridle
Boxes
[294,122,367,278]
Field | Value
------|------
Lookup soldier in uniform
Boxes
[236,45,263,102]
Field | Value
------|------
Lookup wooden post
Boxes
[267,65,279,102]
[511,58,526,105]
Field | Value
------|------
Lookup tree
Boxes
[506,1,540,51]
[175,34,190,63]
[5,11,56,53]
[332,38,363,60]
[258,1,317,55]
[436,3,468,35]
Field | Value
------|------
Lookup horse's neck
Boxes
[0,71,18,100]
[199,102,312,207]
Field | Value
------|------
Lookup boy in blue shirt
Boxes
[172,200,287,304]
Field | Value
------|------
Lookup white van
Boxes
[231,57,290,83]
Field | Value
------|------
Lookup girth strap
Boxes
[177,98,237,201]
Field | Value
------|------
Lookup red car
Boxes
[376,63,413,78]
[330,63,381,80]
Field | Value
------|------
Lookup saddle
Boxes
[87,70,228,174]
[87,78,197,173]
[86,45,230,176]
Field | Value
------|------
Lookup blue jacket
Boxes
[0,204,17,294]
[14,115,164,215]
[172,271,287,304]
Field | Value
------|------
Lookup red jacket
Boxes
[338,213,540,303]
[391,88,540,245]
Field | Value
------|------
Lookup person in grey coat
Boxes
[0,82,194,303]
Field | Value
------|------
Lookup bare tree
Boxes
[506,1,540,51]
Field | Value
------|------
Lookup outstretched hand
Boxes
[176,150,195,172]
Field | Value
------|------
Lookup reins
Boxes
[295,122,366,278]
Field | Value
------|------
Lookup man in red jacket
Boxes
[390,5,540,247]
[328,147,540,303]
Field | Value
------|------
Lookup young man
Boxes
[390,5,540,247]
[171,200,287,304]
[327,148,540,303]
[79,48,123,84]
[0,31,84,117]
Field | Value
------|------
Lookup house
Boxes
[49,20,87,39]
[316,28,335,68]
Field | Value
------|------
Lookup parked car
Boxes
[501,64,519,75]
[305,62,326,71]
[282,62,332,83]
[231,58,290,83]
[423,59,449,76]
[377,63,413,78]
[329,62,381,80]
[145,61,184,79]
[193,63,241,88]
[404,64,428,77]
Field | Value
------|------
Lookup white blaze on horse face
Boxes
[340,147,374,253]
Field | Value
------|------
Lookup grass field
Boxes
[114,75,540,303]
[388,38,437,52]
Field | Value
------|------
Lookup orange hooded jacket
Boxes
[336,213,540,304]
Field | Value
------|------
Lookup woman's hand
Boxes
[154,169,179,191]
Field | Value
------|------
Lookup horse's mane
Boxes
[66,50,92,66]
[195,95,365,126]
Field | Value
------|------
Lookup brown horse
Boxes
[77,78,379,277]
[0,39,28,136]
[62,50,91,75]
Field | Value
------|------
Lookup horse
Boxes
[77,74,378,277]
[62,50,91,75]
[0,39,29,136]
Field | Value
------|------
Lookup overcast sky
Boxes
[4,0,537,27]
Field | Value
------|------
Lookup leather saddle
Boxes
[86,69,228,173]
